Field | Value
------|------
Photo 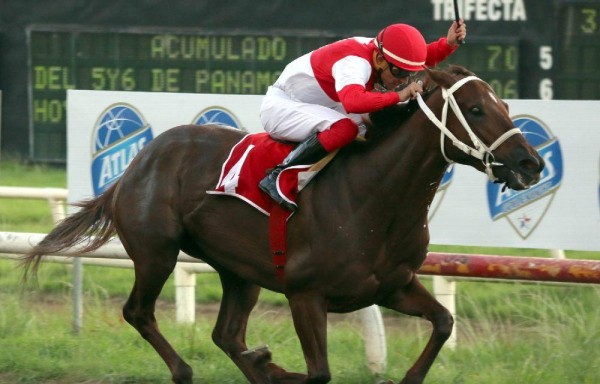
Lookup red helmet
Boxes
[375,24,427,71]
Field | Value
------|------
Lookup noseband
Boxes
[416,76,522,182]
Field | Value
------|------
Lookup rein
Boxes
[416,76,522,182]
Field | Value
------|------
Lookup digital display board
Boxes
[556,1,600,99]
[28,27,341,160]
[7,1,600,163]
[445,37,519,99]
[27,7,600,162]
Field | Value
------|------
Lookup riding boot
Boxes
[259,132,328,211]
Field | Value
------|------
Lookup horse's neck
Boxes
[345,111,447,220]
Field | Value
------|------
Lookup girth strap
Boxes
[269,204,292,282]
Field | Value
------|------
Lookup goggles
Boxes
[385,61,417,80]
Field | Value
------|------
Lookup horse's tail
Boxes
[21,182,119,281]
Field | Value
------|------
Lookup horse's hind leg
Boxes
[213,270,306,383]
[380,276,454,384]
[122,242,193,384]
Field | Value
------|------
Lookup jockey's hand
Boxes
[447,20,467,46]
[397,82,423,102]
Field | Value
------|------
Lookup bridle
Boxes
[416,76,522,182]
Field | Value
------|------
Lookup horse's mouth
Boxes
[492,165,541,191]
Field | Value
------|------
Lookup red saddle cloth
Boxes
[207,133,318,215]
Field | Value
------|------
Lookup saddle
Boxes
[207,132,335,215]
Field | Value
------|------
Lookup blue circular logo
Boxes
[94,105,148,152]
[486,114,563,239]
[91,104,154,196]
[192,107,244,131]
[513,115,553,146]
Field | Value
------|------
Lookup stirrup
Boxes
[259,171,297,211]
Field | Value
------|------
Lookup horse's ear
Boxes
[424,67,456,89]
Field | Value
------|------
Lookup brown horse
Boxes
[22,66,544,384]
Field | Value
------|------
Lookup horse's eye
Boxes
[469,106,483,116]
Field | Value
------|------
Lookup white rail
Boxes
[0,186,68,223]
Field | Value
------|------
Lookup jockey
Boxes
[259,21,467,211]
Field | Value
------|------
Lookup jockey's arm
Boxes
[337,84,400,114]
[425,37,458,67]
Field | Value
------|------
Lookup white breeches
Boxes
[260,86,363,142]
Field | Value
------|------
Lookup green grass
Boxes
[0,160,67,232]
[1,160,600,383]
[1,273,598,383]
[0,160,66,187]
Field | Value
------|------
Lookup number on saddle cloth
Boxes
[208,133,337,214]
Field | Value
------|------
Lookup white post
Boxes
[357,305,387,375]
[47,197,66,223]
[433,276,457,349]
[174,266,196,323]
[44,197,84,334]
[72,257,84,334]
[550,249,566,259]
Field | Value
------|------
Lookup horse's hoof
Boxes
[267,363,307,383]
[399,378,422,384]
[171,361,193,384]
[241,344,272,367]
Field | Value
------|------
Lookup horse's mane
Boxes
[363,65,475,143]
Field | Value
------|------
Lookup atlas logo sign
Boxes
[91,104,154,196]
[487,115,563,239]
[192,106,245,131]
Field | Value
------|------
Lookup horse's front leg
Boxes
[288,291,331,383]
[213,270,306,384]
[380,275,454,384]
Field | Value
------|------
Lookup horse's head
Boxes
[420,66,544,190]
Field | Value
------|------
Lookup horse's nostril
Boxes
[518,158,540,174]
